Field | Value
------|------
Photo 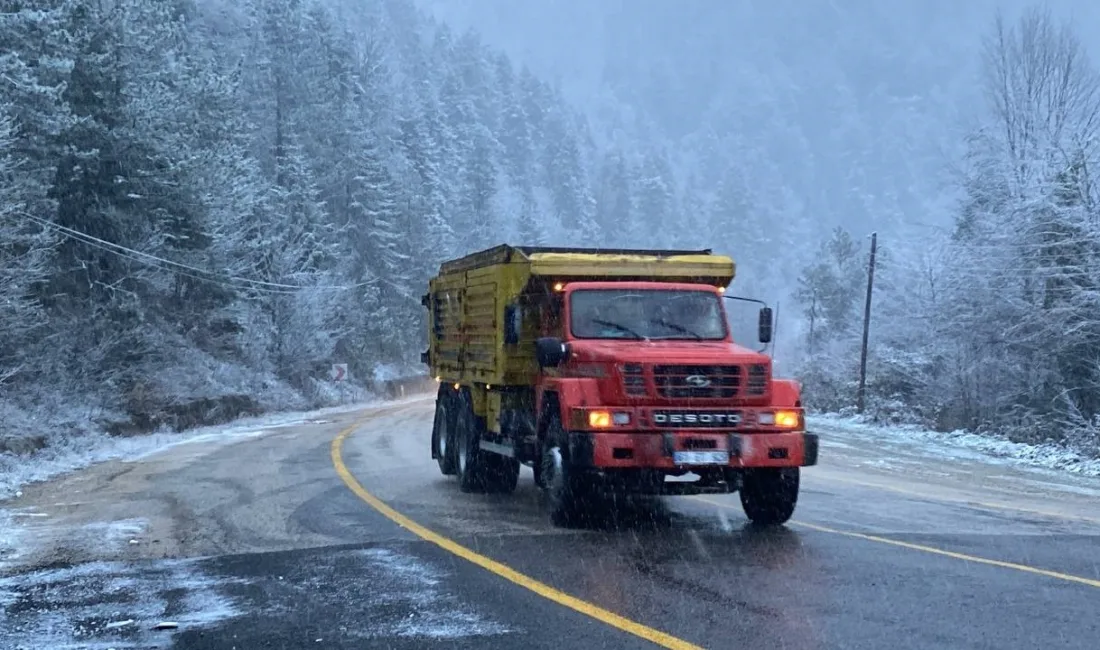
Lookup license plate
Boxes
[672,450,729,466]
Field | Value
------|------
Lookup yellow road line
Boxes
[332,419,703,650]
[695,496,1100,590]
[809,472,1100,527]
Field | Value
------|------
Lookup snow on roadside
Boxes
[809,414,1100,478]
[2,404,324,503]
[0,392,432,569]
[0,393,431,503]
[0,511,21,576]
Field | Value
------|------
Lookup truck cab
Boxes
[528,280,815,521]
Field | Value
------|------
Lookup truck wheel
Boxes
[455,408,482,492]
[540,417,590,526]
[432,390,457,476]
[740,468,799,525]
[454,390,491,493]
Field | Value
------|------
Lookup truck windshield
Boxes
[569,289,728,340]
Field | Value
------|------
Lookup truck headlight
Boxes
[758,410,800,428]
[588,411,612,427]
[584,410,631,428]
[774,410,800,428]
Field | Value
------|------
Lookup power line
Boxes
[43,222,302,295]
[16,211,375,293]
[22,213,315,294]
[26,212,371,291]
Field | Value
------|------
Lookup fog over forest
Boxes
[2,0,1100,463]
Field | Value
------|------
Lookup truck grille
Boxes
[747,364,767,396]
[620,363,647,396]
[653,365,740,398]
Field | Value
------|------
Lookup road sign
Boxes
[331,363,348,382]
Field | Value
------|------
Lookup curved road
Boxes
[2,394,1099,649]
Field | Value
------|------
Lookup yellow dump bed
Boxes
[424,245,736,387]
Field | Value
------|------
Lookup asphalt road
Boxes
[2,394,1099,649]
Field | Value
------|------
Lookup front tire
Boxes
[740,468,799,525]
[540,416,591,526]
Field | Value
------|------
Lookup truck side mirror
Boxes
[758,307,773,344]
[535,337,569,367]
[504,303,522,345]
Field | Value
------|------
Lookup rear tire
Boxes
[432,390,457,476]
[740,468,799,525]
[455,394,485,492]
[454,388,515,494]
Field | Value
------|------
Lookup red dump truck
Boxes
[420,245,817,525]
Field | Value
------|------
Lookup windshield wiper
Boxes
[589,318,645,339]
[646,318,703,340]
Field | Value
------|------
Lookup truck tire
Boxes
[454,389,492,493]
[540,415,590,526]
[432,390,457,476]
[452,389,521,494]
[740,468,799,525]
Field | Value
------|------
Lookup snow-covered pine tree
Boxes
[0,3,74,386]
[633,148,676,246]
[264,139,344,387]
[0,107,53,385]
[594,149,633,246]
[541,102,597,243]
[494,53,533,194]
[394,93,452,266]
[46,1,229,398]
[348,127,410,364]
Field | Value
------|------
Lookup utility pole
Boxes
[856,232,877,414]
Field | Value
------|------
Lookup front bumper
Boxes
[568,430,819,469]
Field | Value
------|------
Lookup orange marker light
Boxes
[553,282,565,292]
[774,410,800,428]
[588,410,612,428]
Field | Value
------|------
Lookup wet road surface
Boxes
[2,394,1099,649]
